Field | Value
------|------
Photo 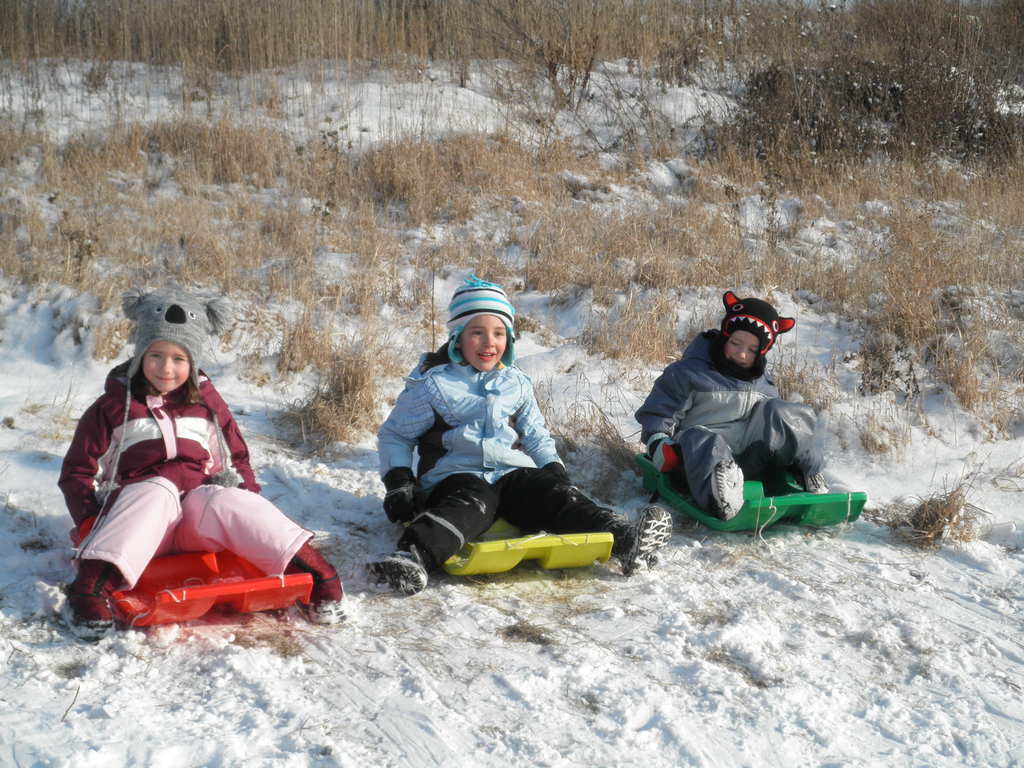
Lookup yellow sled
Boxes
[443,518,613,576]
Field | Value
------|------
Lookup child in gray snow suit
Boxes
[368,275,673,595]
[635,291,827,520]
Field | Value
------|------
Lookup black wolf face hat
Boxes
[719,290,795,355]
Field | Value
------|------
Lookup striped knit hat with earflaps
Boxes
[446,275,516,366]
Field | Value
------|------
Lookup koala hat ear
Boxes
[204,296,233,336]
[122,289,148,321]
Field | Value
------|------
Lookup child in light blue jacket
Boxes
[635,291,827,520]
[370,276,672,594]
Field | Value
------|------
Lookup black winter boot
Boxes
[610,506,674,576]
[367,544,431,596]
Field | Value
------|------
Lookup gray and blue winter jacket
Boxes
[378,359,561,491]
[635,332,781,450]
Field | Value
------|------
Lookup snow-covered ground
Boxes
[1,61,1023,767]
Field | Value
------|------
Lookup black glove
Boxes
[541,461,570,483]
[382,467,418,524]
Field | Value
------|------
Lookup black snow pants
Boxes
[398,467,626,571]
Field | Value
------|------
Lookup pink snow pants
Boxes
[78,477,311,588]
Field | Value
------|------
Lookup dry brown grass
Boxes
[2,0,1023,448]
[276,311,324,376]
[309,133,579,227]
[858,408,911,460]
[145,119,296,189]
[284,336,387,447]
[92,317,131,361]
[516,197,750,303]
[771,352,836,415]
[543,395,639,502]
[0,0,727,80]
[580,289,679,365]
[871,485,987,548]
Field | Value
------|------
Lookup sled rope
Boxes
[124,601,153,628]
[754,498,776,546]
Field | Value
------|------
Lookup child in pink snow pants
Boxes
[59,289,343,639]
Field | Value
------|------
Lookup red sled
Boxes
[71,518,313,628]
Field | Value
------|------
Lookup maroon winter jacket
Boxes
[59,362,260,525]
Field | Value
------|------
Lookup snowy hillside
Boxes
[2,57,1023,767]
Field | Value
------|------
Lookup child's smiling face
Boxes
[723,329,761,369]
[459,315,507,372]
[142,339,191,394]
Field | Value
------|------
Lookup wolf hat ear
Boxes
[775,316,796,334]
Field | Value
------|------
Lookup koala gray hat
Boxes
[122,288,232,388]
[84,288,242,512]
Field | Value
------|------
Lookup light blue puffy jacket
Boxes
[635,332,780,449]
[378,359,561,491]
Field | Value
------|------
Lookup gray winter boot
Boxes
[712,459,745,520]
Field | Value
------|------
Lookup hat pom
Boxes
[446,273,516,339]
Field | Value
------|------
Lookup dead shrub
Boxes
[57,215,99,289]
[857,331,921,400]
[144,119,294,187]
[546,397,638,502]
[276,312,326,375]
[771,352,835,414]
[327,133,575,226]
[872,485,986,548]
[285,337,387,446]
[480,0,608,111]
[858,409,910,459]
[724,1,1024,167]
[580,289,678,365]
[93,317,132,361]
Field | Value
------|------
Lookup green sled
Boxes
[635,454,866,532]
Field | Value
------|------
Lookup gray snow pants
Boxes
[673,399,822,512]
